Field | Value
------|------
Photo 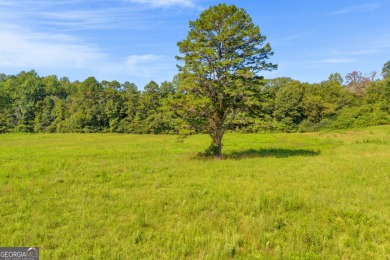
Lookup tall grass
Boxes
[0,126,389,258]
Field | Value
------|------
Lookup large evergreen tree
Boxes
[176,4,276,158]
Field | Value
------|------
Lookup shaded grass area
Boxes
[0,126,389,259]
[226,148,320,159]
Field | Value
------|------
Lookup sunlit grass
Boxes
[0,126,389,258]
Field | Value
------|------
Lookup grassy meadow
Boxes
[0,126,389,259]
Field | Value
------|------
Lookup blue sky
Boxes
[0,0,389,88]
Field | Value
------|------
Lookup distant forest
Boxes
[0,62,389,134]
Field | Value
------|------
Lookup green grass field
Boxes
[1,126,389,259]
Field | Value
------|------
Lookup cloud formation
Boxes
[0,24,175,85]
[315,58,357,64]
[329,3,380,15]
[0,1,152,31]
[0,0,178,85]
[0,26,104,69]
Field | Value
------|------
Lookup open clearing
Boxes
[0,126,389,259]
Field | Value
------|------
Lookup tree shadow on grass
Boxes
[225,148,320,160]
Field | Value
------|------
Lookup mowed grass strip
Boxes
[0,126,389,259]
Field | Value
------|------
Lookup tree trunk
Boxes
[214,134,223,159]
[211,126,224,159]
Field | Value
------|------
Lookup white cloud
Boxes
[0,25,176,85]
[329,3,380,15]
[315,58,357,64]
[126,0,194,8]
[126,54,163,62]
[100,54,172,78]
[0,0,153,31]
[0,25,176,87]
[125,54,176,81]
[0,0,182,85]
[330,49,378,56]
[0,26,104,69]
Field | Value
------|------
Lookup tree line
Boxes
[0,64,389,134]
